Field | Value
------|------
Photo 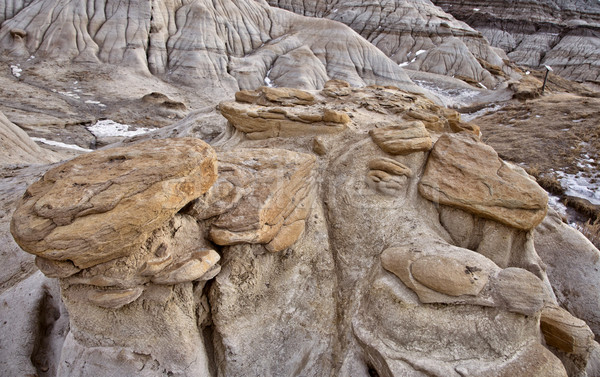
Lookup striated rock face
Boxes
[419,132,548,230]
[10,138,219,376]
[11,82,599,376]
[0,0,425,93]
[11,138,218,269]
[0,111,62,165]
[433,0,600,84]
[267,0,516,88]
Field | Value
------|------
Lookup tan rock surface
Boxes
[11,138,217,268]
[369,121,432,155]
[542,304,594,355]
[5,83,583,376]
[419,133,548,230]
[206,148,316,250]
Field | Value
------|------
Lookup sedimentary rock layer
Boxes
[433,0,600,83]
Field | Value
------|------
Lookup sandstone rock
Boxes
[542,304,594,355]
[491,267,546,316]
[380,240,548,316]
[535,209,600,339]
[410,255,489,297]
[151,249,220,285]
[369,121,432,155]
[5,83,582,376]
[419,133,548,230]
[0,111,62,165]
[11,138,217,269]
[219,99,349,140]
[86,287,144,309]
[206,148,316,251]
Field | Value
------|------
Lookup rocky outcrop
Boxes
[0,111,61,165]
[11,138,218,269]
[535,209,600,339]
[0,0,424,94]
[267,0,516,88]
[419,133,548,230]
[10,138,219,375]
[9,83,597,376]
[433,0,600,84]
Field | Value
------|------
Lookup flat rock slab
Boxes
[419,133,547,230]
[11,138,217,269]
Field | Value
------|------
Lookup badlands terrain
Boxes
[1,0,600,376]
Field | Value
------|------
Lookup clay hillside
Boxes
[0,1,599,377]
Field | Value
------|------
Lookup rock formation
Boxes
[0,0,425,94]
[267,0,517,89]
[433,0,600,86]
[0,111,62,165]
[9,82,599,376]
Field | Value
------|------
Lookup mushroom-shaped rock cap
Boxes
[419,133,548,230]
[11,138,218,269]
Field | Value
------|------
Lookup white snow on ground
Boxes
[413,79,483,109]
[87,120,155,138]
[461,104,505,122]
[59,91,80,99]
[10,64,22,77]
[547,193,569,217]
[555,170,600,206]
[416,50,427,56]
[264,68,274,87]
[399,62,410,67]
[31,137,92,152]
[85,100,107,107]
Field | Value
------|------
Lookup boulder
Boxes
[419,133,548,230]
[10,138,217,269]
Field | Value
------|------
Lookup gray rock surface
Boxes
[267,0,517,88]
[433,0,600,84]
[535,209,600,340]
[0,0,423,94]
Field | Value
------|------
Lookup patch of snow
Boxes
[555,170,600,206]
[31,137,92,152]
[416,50,427,56]
[525,71,530,75]
[461,104,505,122]
[473,8,480,11]
[478,82,488,90]
[10,64,22,77]
[547,193,568,217]
[399,62,410,67]
[59,91,80,99]
[412,79,484,109]
[87,120,155,138]
[264,68,274,88]
[572,119,585,123]
[84,100,107,107]
[333,8,338,13]
[535,115,541,118]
